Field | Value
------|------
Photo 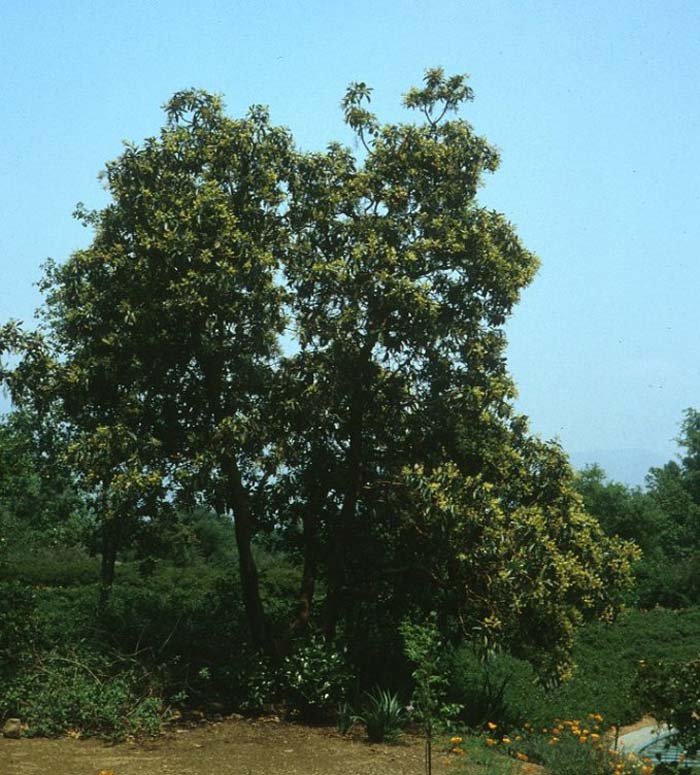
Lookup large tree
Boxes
[2,91,294,642]
[1,71,637,670]
[279,71,636,670]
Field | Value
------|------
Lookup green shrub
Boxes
[336,700,355,734]
[0,648,172,740]
[447,608,700,732]
[279,636,354,720]
[356,688,408,743]
[637,656,700,756]
[1,547,100,587]
[445,646,533,729]
[0,581,36,677]
[502,720,654,775]
[226,651,277,713]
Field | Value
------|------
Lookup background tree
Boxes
[0,407,87,562]
[577,410,700,608]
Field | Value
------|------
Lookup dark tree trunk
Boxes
[200,355,271,653]
[98,518,119,614]
[324,392,364,639]
[292,508,320,634]
[225,456,272,654]
[323,334,379,638]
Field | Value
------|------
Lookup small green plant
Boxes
[356,688,407,743]
[234,654,277,713]
[401,613,462,774]
[336,700,355,734]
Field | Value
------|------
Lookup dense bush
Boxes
[446,608,700,730]
[2,548,100,588]
[0,581,36,678]
[637,656,700,755]
[278,636,354,720]
[0,543,330,734]
[483,720,655,775]
[0,648,172,739]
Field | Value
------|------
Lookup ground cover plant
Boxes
[471,718,657,775]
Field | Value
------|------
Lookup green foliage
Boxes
[0,648,170,740]
[445,647,531,729]
[0,410,90,566]
[336,700,355,734]
[447,608,700,731]
[402,615,461,728]
[355,687,408,743]
[402,615,462,775]
[0,543,303,728]
[401,458,638,680]
[0,72,652,734]
[278,636,354,720]
[450,734,519,774]
[637,656,700,755]
[578,408,700,610]
[1,546,100,587]
[229,652,277,713]
[0,581,36,678]
[512,723,650,775]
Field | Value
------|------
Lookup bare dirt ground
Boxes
[1,714,645,775]
[0,717,428,775]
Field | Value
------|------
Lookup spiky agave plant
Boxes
[357,688,408,743]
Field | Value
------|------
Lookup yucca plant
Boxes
[356,688,408,743]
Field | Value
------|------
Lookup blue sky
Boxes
[1,0,698,485]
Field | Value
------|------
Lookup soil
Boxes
[1,714,649,774]
[0,717,427,775]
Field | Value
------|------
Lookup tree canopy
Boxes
[0,69,637,673]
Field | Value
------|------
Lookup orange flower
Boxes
[502,736,512,744]
[516,752,529,761]
[485,738,497,746]
[487,721,498,730]
[450,736,462,745]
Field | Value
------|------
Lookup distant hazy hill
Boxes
[569,448,671,489]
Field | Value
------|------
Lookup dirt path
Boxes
[0,717,426,775]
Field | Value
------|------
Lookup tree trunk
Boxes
[292,508,320,634]
[225,456,272,654]
[98,517,119,614]
[324,393,364,638]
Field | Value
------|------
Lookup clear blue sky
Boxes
[1,0,698,485]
